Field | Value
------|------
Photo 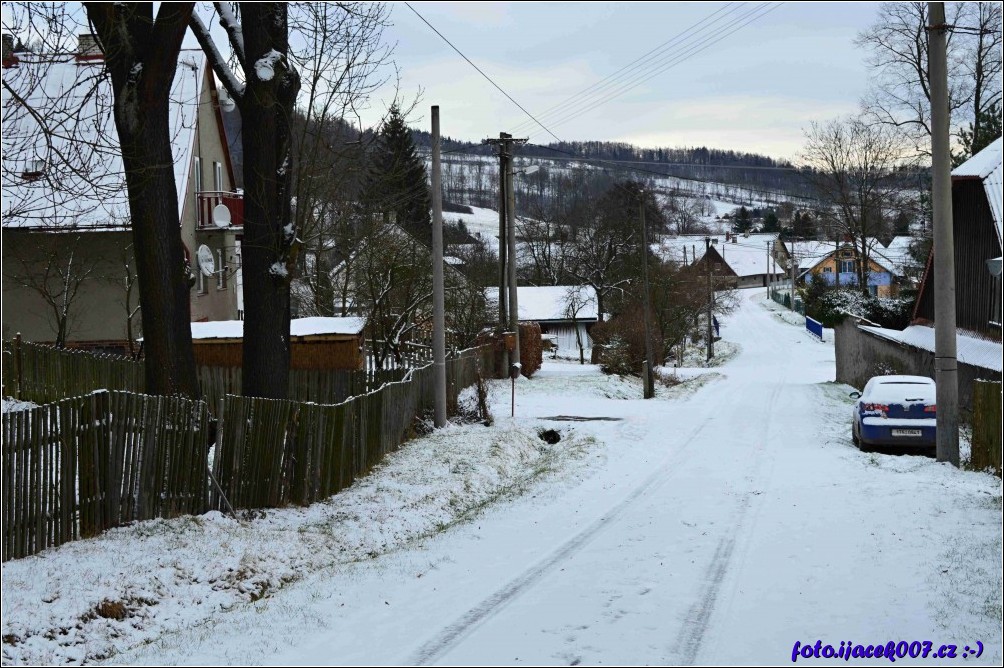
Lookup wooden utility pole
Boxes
[790,247,797,312]
[766,240,771,299]
[928,2,960,465]
[639,195,655,399]
[430,106,447,428]
[705,236,714,362]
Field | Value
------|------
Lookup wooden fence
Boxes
[2,391,211,561]
[3,337,145,405]
[2,344,495,560]
[970,379,1002,477]
[211,345,493,509]
[4,339,409,411]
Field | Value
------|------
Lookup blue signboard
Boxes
[805,316,824,341]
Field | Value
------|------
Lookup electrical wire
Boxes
[511,3,782,136]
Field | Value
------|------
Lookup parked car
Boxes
[849,375,936,451]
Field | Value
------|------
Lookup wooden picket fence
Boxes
[3,338,410,411]
[3,337,145,405]
[211,345,493,509]
[970,379,1002,477]
[1,344,495,561]
[2,391,211,561]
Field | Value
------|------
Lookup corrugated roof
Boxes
[2,50,206,230]
[859,323,1002,372]
[953,136,1002,244]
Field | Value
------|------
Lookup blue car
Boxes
[849,375,937,451]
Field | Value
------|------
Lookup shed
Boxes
[191,317,367,370]
[486,285,598,352]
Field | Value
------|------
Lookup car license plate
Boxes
[892,429,922,437]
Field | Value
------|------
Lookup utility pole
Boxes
[492,133,509,374]
[430,106,447,428]
[766,240,771,300]
[705,236,714,362]
[484,132,528,412]
[929,2,959,466]
[639,193,655,399]
[790,247,797,312]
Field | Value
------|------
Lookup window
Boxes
[193,157,202,223]
[839,259,854,274]
[217,249,227,289]
[213,161,223,192]
[823,267,832,273]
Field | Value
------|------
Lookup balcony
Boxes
[197,191,244,230]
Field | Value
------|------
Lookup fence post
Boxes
[14,333,22,401]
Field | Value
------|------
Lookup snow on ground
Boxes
[3,290,1000,666]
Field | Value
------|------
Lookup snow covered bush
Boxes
[804,285,913,329]
[598,335,633,376]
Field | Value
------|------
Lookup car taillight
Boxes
[924,405,936,413]
[863,403,889,412]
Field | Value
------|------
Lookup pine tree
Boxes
[365,105,431,244]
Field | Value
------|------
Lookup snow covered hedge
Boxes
[804,285,913,329]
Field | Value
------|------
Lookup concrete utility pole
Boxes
[494,134,509,373]
[790,246,798,312]
[639,194,655,399]
[705,236,714,362]
[928,1,960,466]
[505,141,521,380]
[766,240,771,299]
[430,106,447,428]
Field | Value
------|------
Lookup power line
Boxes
[403,2,562,143]
[508,3,745,134]
[510,2,780,135]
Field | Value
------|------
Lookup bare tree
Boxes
[2,232,98,347]
[856,2,1002,157]
[801,116,912,295]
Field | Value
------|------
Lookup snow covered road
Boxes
[5,290,1000,666]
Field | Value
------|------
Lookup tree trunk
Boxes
[239,3,300,399]
[86,3,199,398]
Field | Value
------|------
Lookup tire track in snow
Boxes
[671,326,789,665]
[409,407,719,666]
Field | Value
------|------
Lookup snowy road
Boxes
[9,290,997,666]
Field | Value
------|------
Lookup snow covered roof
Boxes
[485,285,598,322]
[859,324,1002,372]
[952,136,1002,243]
[796,239,901,276]
[655,233,782,277]
[2,49,207,230]
[191,317,366,340]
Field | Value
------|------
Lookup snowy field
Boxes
[2,290,1000,666]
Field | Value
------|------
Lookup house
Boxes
[2,36,243,353]
[774,238,903,297]
[833,138,1003,406]
[190,317,366,370]
[664,233,785,289]
[485,285,599,353]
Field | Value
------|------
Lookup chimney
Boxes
[76,33,103,62]
[2,34,17,69]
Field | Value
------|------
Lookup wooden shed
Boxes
[191,317,366,370]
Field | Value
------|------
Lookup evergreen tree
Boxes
[762,210,780,233]
[954,101,1003,166]
[365,105,431,243]
[733,206,753,233]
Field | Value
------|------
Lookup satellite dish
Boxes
[212,203,231,228]
[197,244,215,277]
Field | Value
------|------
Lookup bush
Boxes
[599,335,633,375]
[804,284,914,329]
[474,322,542,378]
[589,309,663,376]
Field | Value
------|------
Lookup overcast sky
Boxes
[359,2,884,161]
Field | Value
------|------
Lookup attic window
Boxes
[21,160,45,182]
[839,250,854,259]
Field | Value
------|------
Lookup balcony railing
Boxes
[197,191,244,230]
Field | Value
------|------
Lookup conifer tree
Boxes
[365,105,431,244]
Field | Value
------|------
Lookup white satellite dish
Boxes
[212,203,231,228]
[197,244,215,277]
[218,86,236,113]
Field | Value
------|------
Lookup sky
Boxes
[0,2,884,163]
[358,2,885,161]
